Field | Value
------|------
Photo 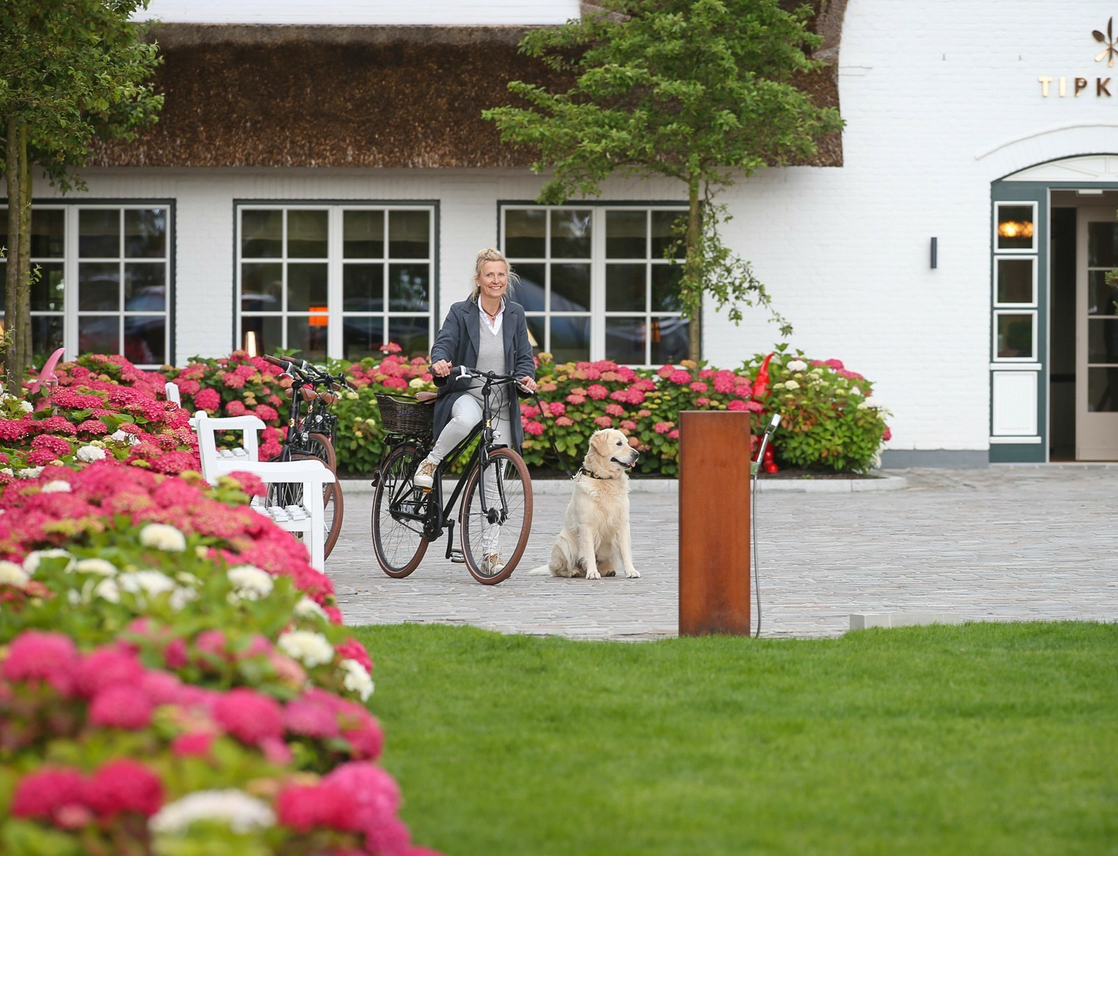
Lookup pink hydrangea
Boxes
[254,405,279,422]
[2,630,81,697]
[11,768,88,824]
[277,783,362,834]
[657,364,675,377]
[193,388,221,411]
[548,402,566,417]
[555,416,574,427]
[566,394,586,405]
[225,400,247,417]
[213,688,284,744]
[593,416,613,428]
[31,434,73,459]
[171,733,216,758]
[620,419,637,430]
[76,646,146,697]
[524,420,545,436]
[727,400,749,411]
[689,381,709,393]
[668,429,680,440]
[89,685,154,730]
[605,404,625,416]
[336,638,372,673]
[285,694,341,738]
[587,385,609,401]
[653,421,674,434]
[669,370,692,385]
[84,759,164,819]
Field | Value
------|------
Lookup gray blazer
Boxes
[429,297,536,448]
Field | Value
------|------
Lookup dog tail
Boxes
[528,565,551,576]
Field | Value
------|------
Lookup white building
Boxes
[5,0,1118,465]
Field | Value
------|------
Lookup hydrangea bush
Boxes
[0,460,430,855]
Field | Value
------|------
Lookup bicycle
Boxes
[370,369,534,585]
[261,355,348,559]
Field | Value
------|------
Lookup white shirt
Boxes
[478,295,505,336]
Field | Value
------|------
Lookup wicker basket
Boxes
[377,393,434,436]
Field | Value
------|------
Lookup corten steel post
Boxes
[678,411,751,636]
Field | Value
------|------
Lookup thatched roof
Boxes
[91,10,843,170]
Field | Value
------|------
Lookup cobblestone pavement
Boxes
[327,466,1118,640]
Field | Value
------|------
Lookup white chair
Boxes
[164,381,182,407]
[192,410,336,571]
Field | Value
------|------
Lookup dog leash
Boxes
[527,390,577,480]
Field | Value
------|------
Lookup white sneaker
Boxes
[413,457,437,489]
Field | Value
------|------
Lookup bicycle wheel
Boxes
[459,447,533,585]
[265,438,343,561]
[371,442,430,578]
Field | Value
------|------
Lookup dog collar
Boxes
[577,467,611,481]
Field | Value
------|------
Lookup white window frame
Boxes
[1,201,173,368]
[500,202,688,365]
[992,200,1039,367]
[235,202,437,361]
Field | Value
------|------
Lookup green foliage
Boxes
[361,620,1118,855]
[1,0,163,390]
[741,345,892,473]
[482,0,843,352]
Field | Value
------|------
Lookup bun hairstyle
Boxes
[470,247,519,301]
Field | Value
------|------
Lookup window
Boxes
[501,204,688,365]
[237,204,435,361]
[992,201,1037,361]
[0,203,170,367]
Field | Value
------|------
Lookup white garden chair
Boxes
[192,410,336,571]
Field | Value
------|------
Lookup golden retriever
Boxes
[531,428,641,580]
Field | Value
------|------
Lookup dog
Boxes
[531,428,641,580]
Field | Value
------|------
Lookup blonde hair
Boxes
[470,247,519,300]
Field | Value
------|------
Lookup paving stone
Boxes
[327,466,1118,641]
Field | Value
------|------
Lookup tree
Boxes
[0,0,162,391]
[482,0,843,359]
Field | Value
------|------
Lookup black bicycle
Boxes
[261,355,348,559]
[370,369,533,585]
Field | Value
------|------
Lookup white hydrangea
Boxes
[95,578,121,604]
[69,558,118,577]
[341,659,375,702]
[170,586,198,611]
[140,523,187,553]
[0,560,29,588]
[277,629,334,668]
[110,429,139,446]
[0,468,13,477]
[119,570,177,597]
[149,789,276,837]
[408,377,424,389]
[76,445,107,463]
[227,565,274,600]
[40,480,72,494]
[17,467,43,479]
[293,596,327,621]
[24,549,73,575]
[786,359,808,372]
[862,396,881,408]
[19,401,33,414]
[783,380,800,391]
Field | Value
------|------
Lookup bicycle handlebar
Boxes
[261,354,351,392]
[435,366,535,393]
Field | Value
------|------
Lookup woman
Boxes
[413,247,537,488]
[413,248,537,573]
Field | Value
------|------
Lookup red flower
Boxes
[76,646,146,698]
[587,384,609,401]
[84,759,164,819]
[225,400,247,417]
[524,420,545,436]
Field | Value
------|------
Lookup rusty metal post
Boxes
[678,411,751,636]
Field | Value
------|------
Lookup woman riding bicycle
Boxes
[414,248,537,489]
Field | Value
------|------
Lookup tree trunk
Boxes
[685,174,702,362]
[3,117,33,393]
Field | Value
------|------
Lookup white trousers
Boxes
[429,393,514,557]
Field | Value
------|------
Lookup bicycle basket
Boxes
[377,393,434,436]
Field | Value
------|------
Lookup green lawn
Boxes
[352,621,1118,855]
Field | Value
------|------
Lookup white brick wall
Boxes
[74,0,1118,454]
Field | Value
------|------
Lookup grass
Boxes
[351,621,1118,855]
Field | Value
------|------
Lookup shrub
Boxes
[0,460,429,855]
[739,346,893,473]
